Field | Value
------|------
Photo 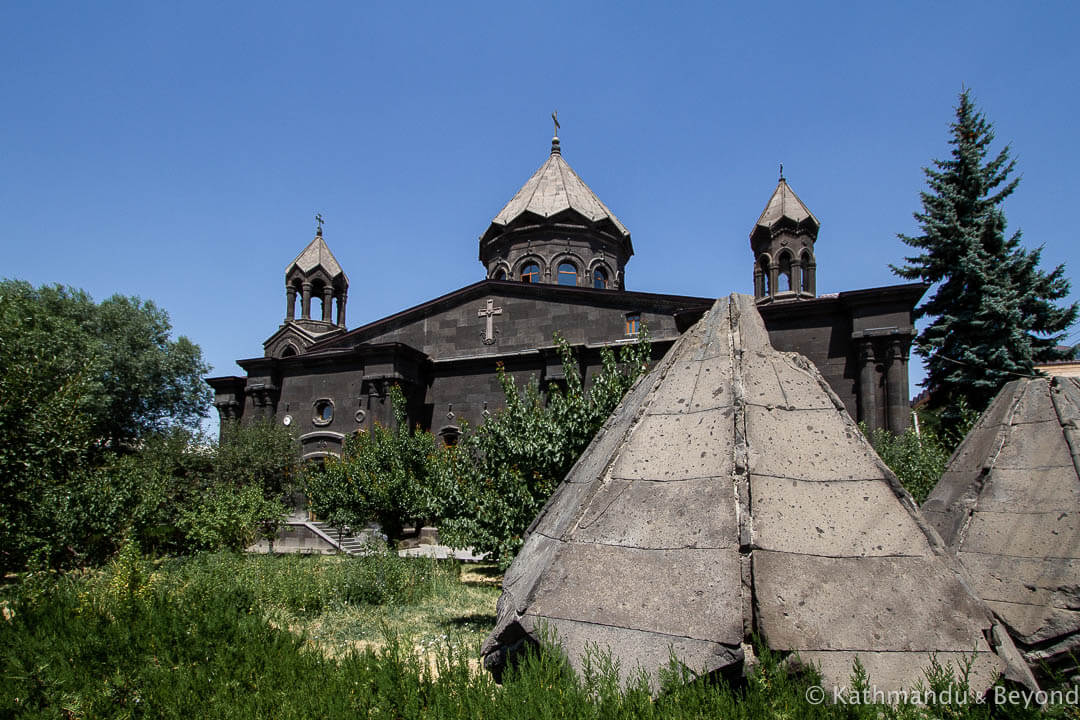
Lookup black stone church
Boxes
[208,133,924,461]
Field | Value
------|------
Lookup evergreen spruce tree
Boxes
[893,90,1076,427]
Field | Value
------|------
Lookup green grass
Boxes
[266,560,502,662]
[1,548,1075,719]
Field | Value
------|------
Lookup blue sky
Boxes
[4,1,1078,426]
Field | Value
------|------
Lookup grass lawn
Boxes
[270,558,502,663]
[2,546,1074,719]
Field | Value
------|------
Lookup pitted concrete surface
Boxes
[483,294,1028,694]
[924,377,1080,678]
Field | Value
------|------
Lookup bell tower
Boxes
[264,218,349,358]
[750,170,819,302]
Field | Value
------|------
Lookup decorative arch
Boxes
[586,258,614,289]
[514,255,546,283]
[800,249,815,295]
[302,268,334,289]
[551,251,589,287]
[557,261,578,286]
[489,261,511,281]
[299,430,345,461]
[757,253,772,298]
[777,250,794,293]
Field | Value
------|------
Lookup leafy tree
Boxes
[305,385,438,539]
[0,280,212,447]
[88,294,211,445]
[892,90,1076,428]
[63,429,213,564]
[0,283,100,571]
[434,330,652,567]
[302,330,651,564]
[0,279,239,570]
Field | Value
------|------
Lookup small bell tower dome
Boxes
[264,217,349,358]
[750,169,819,302]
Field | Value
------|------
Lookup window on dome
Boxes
[593,267,608,289]
[521,263,540,283]
[778,252,793,292]
[494,269,507,281]
[558,262,577,286]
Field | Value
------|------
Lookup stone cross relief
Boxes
[478,298,502,345]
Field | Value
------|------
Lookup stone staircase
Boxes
[306,521,380,555]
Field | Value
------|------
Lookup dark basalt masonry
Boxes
[208,136,925,460]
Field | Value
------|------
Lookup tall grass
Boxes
[1,548,1069,719]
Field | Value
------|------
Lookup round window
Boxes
[312,399,334,426]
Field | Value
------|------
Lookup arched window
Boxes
[593,267,608,289]
[494,268,507,281]
[287,282,301,319]
[311,282,330,321]
[800,251,813,293]
[778,253,793,292]
[281,344,298,358]
[558,262,578,286]
[520,263,540,283]
[759,256,771,296]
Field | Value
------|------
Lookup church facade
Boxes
[208,133,925,460]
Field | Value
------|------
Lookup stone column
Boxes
[859,339,880,432]
[753,264,764,299]
[301,282,312,320]
[791,263,802,296]
[806,262,816,296]
[286,286,297,320]
[768,263,779,299]
[337,292,347,327]
[322,286,334,323]
[886,337,910,433]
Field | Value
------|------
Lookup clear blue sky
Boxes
[4,1,1078,426]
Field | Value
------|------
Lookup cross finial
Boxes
[779,163,784,182]
[552,110,560,137]
[315,212,324,235]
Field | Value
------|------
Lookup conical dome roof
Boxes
[924,376,1080,679]
[480,136,630,245]
[483,294,1032,693]
[751,177,820,240]
[286,231,347,282]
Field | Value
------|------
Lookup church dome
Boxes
[482,136,630,244]
[479,132,633,289]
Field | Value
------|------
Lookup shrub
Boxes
[302,330,651,567]
[866,425,952,505]
[433,331,651,567]
[305,385,439,538]
[865,404,979,505]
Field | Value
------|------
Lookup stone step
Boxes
[306,521,373,555]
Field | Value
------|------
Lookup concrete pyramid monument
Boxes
[923,376,1080,679]
[483,294,1031,693]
